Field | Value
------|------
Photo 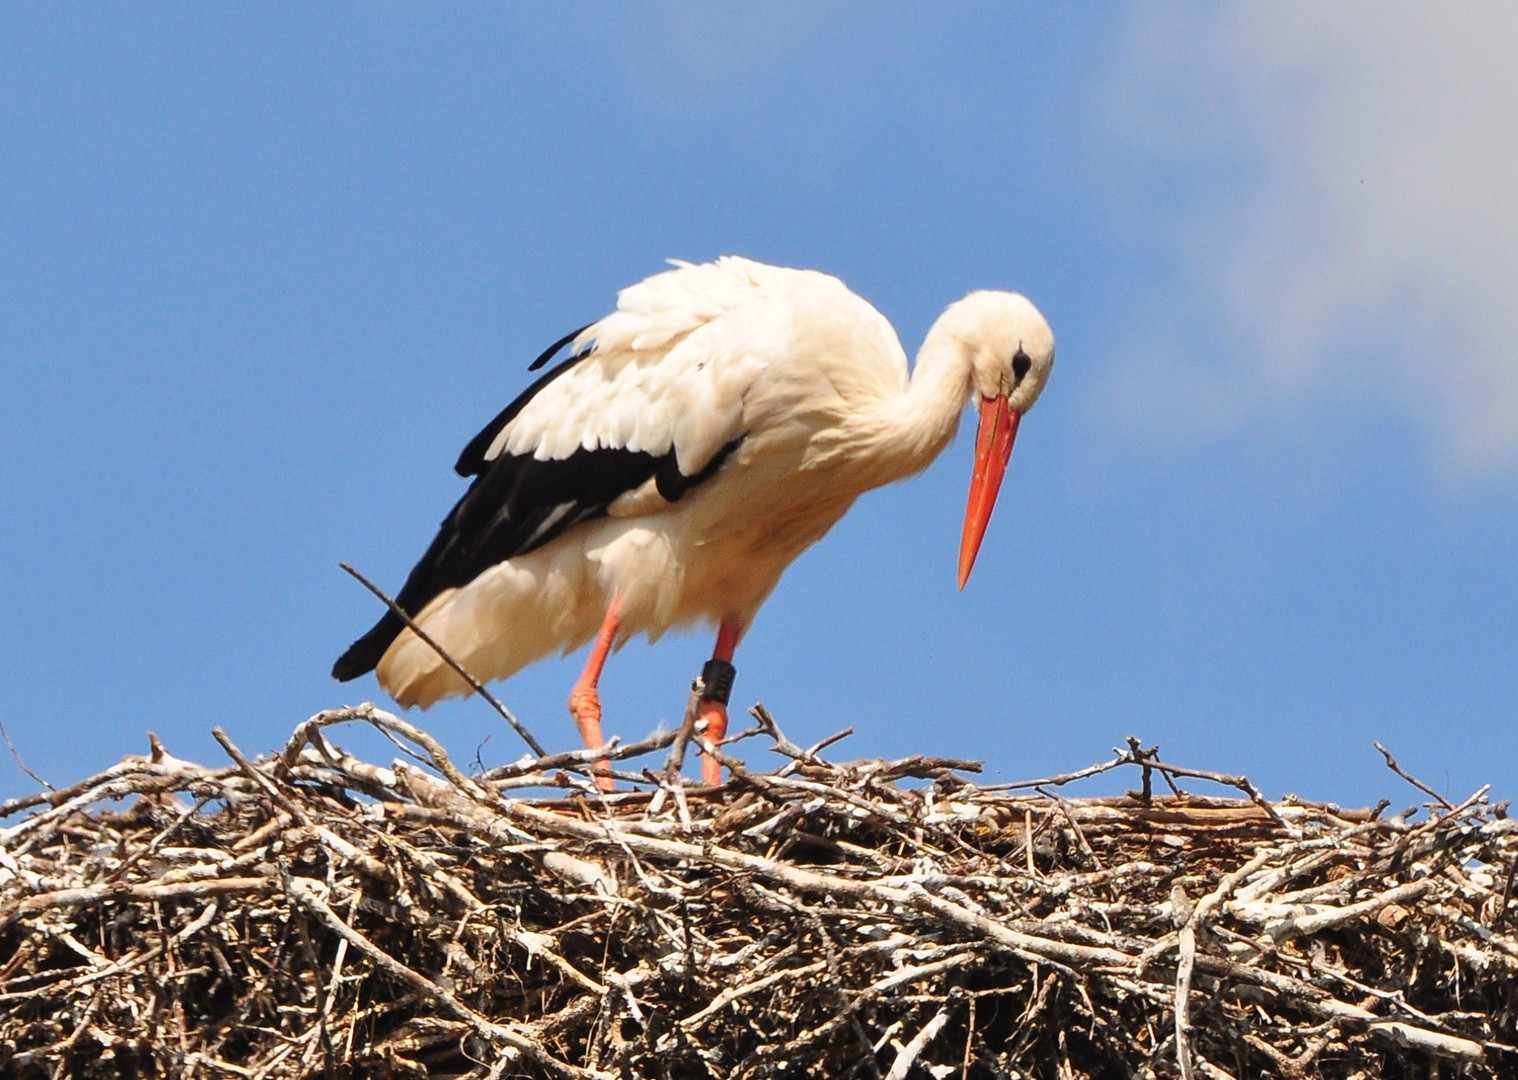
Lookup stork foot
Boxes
[568,685,615,793]
[697,699,728,786]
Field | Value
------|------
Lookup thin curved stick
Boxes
[339,562,546,756]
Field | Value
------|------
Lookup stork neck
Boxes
[880,326,977,476]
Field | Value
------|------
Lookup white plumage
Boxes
[334,257,1054,784]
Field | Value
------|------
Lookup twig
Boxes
[1174,850,1274,1079]
[1140,754,1288,829]
[647,682,704,818]
[981,747,1139,792]
[884,1002,956,1080]
[1494,856,1518,930]
[2,717,1511,1077]
[746,703,798,757]
[284,874,607,1080]
[212,727,309,825]
[481,728,680,782]
[666,679,703,783]
[1129,735,1156,803]
[1036,786,1102,869]
[0,716,52,791]
[283,704,492,802]
[340,562,546,756]
[803,726,855,761]
[5,878,275,923]
[1375,740,1454,811]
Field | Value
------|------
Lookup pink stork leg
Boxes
[697,619,744,786]
[568,595,621,792]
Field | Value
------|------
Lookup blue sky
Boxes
[3,6,1514,807]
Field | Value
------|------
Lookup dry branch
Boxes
[1,707,1515,1079]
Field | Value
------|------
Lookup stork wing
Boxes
[332,260,775,681]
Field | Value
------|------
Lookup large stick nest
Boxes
[1,703,1515,1079]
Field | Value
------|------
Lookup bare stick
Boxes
[1374,741,1454,811]
[1494,856,1517,930]
[1129,735,1155,803]
[665,679,704,782]
[1153,765,1285,827]
[804,726,855,760]
[284,705,495,803]
[884,1002,957,1080]
[0,716,51,791]
[1035,787,1102,869]
[1121,748,1287,829]
[1174,912,1197,1080]
[648,682,704,817]
[1173,850,1274,1080]
[5,708,1512,1077]
[979,748,1138,792]
[748,703,808,760]
[212,727,309,825]
[340,562,546,756]
[0,788,50,819]
[482,728,681,782]
[284,875,607,1080]
[6,877,276,921]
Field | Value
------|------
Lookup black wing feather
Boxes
[332,329,745,683]
[454,324,593,477]
[655,436,743,501]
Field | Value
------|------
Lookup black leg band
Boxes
[699,659,737,706]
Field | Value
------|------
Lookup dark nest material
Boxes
[2,703,1516,1079]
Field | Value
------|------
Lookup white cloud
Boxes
[1105,5,1518,475]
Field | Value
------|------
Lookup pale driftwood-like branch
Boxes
[883,1000,957,1080]
[1,716,1513,1078]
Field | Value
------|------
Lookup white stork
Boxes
[333,257,1055,788]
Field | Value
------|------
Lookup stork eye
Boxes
[1012,349,1032,385]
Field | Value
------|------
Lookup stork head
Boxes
[933,291,1055,589]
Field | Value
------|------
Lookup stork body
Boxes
[333,257,1055,786]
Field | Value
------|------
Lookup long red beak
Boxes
[958,395,1020,589]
